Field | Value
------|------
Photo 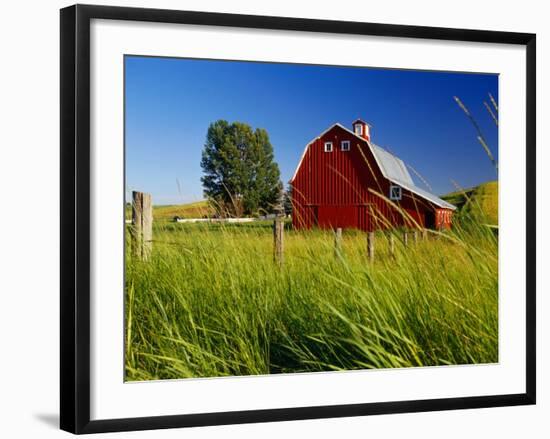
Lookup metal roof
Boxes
[371,143,414,186]
[370,143,456,210]
[390,178,456,210]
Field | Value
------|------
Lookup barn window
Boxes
[341,140,350,151]
[324,142,333,152]
[354,124,363,136]
[389,185,402,201]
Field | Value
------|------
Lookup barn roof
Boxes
[369,143,456,210]
[290,123,456,210]
[389,177,456,210]
[370,143,414,186]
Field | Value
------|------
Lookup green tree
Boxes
[201,120,281,216]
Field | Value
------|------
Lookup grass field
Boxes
[125,189,498,381]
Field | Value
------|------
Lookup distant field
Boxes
[442,181,498,225]
[152,201,213,221]
[126,200,214,222]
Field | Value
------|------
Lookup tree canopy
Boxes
[200,120,282,217]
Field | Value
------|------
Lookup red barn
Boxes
[289,119,456,231]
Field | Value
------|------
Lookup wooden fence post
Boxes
[422,229,428,241]
[403,231,408,248]
[367,231,375,262]
[132,191,153,261]
[273,218,284,266]
[389,233,395,256]
[413,230,418,244]
[334,227,342,256]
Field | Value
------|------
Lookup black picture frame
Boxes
[60,4,536,434]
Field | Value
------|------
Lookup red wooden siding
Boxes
[291,125,451,232]
[436,209,453,230]
[317,205,358,229]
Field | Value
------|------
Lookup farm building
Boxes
[289,119,456,231]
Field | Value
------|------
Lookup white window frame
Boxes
[354,124,363,136]
[389,185,402,201]
[324,141,333,152]
[341,140,350,151]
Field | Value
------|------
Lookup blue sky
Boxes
[125,56,498,205]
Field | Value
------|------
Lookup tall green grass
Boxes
[125,215,498,381]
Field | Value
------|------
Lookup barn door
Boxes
[425,210,436,229]
[316,205,358,229]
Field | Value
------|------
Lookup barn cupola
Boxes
[352,119,371,142]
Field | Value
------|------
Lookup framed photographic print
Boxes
[60,4,536,434]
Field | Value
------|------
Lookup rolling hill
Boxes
[152,200,213,221]
[126,200,213,222]
[442,181,498,225]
